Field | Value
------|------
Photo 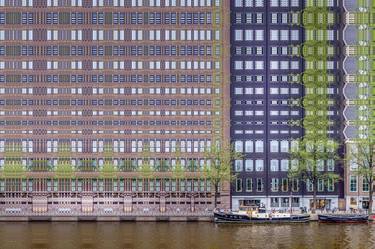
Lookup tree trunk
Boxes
[312,181,317,214]
[369,182,373,215]
[214,184,219,208]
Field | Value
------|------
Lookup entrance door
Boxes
[362,198,369,209]
[310,199,331,210]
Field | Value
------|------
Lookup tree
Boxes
[118,159,134,172]
[157,158,168,172]
[289,138,339,213]
[171,146,185,180]
[203,143,242,208]
[1,143,26,179]
[99,144,117,179]
[348,138,375,214]
[55,143,75,179]
[137,144,154,179]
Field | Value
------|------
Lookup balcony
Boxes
[343,0,358,12]
[343,57,358,75]
[343,106,358,121]
[343,125,359,140]
[344,25,358,45]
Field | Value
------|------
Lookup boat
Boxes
[214,205,310,223]
[318,214,369,223]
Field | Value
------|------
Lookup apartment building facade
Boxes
[0,0,230,216]
[230,0,345,211]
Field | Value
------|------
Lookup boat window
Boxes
[258,208,266,213]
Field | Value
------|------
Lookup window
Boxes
[270,88,278,94]
[255,0,263,7]
[255,61,264,70]
[327,30,334,41]
[270,160,279,171]
[271,197,279,207]
[280,61,289,70]
[350,176,357,192]
[234,87,243,95]
[270,0,278,7]
[327,159,334,171]
[291,87,299,94]
[280,159,289,171]
[245,88,253,94]
[235,0,242,7]
[255,30,264,41]
[306,179,313,192]
[280,30,289,40]
[245,178,252,192]
[292,179,299,192]
[235,160,243,172]
[236,178,242,192]
[234,110,243,116]
[281,178,288,192]
[326,0,334,7]
[270,61,278,70]
[363,179,369,192]
[235,30,243,41]
[349,158,358,171]
[256,178,263,192]
[21,0,33,6]
[245,141,253,152]
[271,13,278,24]
[255,140,263,152]
[245,30,253,41]
[244,0,252,6]
[291,61,299,70]
[245,61,253,70]
[270,30,278,41]
[271,178,279,192]
[234,61,243,70]
[327,178,334,192]
[235,140,243,152]
[317,160,324,171]
[291,30,299,41]
[290,0,299,6]
[280,140,289,152]
[255,160,264,171]
[280,0,288,6]
[245,160,253,171]
[350,197,357,207]
[72,0,83,6]
[270,140,279,153]
[255,88,264,94]
[318,179,324,192]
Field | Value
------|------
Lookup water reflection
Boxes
[0,222,374,249]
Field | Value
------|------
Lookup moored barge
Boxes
[318,214,369,223]
[214,206,310,223]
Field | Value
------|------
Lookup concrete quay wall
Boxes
[0,215,213,222]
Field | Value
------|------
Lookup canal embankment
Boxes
[0,215,213,222]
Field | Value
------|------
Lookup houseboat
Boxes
[214,206,310,223]
[318,214,369,223]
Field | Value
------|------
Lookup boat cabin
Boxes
[238,205,266,215]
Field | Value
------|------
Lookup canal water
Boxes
[0,222,374,249]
